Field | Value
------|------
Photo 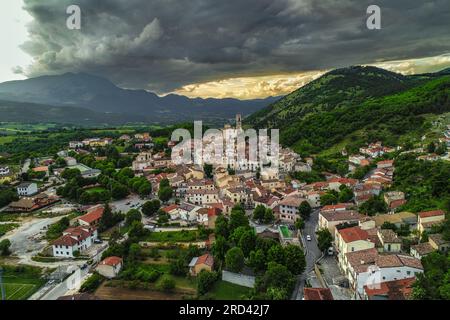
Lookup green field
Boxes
[210,281,251,300]
[0,223,19,236]
[143,230,200,242]
[1,266,46,300]
[85,186,108,194]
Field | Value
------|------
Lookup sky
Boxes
[1,0,450,99]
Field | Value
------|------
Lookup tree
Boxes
[158,186,173,203]
[284,244,306,275]
[158,275,176,292]
[214,214,229,239]
[99,203,114,232]
[316,228,333,252]
[142,199,161,216]
[298,201,312,221]
[128,243,141,263]
[427,141,436,153]
[169,258,188,276]
[320,192,338,206]
[212,236,229,263]
[267,244,285,265]
[295,218,305,230]
[229,205,249,232]
[253,205,266,222]
[238,230,256,257]
[338,185,354,203]
[138,182,152,198]
[197,270,218,295]
[263,208,275,224]
[225,247,245,272]
[203,164,213,178]
[258,262,295,299]
[125,209,142,227]
[111,183,129,200]
[128,221,146,241]
[0,239,11,256]
[248,249,266,273]
[359,195,387,216]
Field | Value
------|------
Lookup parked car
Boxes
[306,235,312,241]
[327,247,334,255]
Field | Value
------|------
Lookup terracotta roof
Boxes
[53,234,79,246]
[378,229,402,244]
[279,196,306,207]
[100,256,123,266]
[389,199,406,209]
[418,210,445,219]
[208,207,222,217]
[320,210,362,222]
[364,277,415,300]
[410,242,434,256]
[33,166,49,172]
[345,248,379,273]
[338,226,369,243]
[396,255,423,270]
[429,233,449,246]
[195,253,214,267]
[377,160,394,166]
[79,207,104,224]
[162,204,179,213]
[303,288,334,300]
[322,203,353,211]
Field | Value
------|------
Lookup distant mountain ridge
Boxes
[0,72,279,125]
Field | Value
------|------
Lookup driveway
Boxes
[0,215,87,268]
[292,208,323,300]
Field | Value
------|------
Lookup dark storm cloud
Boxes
[20,0,450,93]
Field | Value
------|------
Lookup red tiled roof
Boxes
[53,234,79,246]
[79,207,104,224]
[418,210,445,219]
[327,177,358,185]
[322,203,353,211]
[196,253,214,267]
[338,226,369,243]
[100,256,123,266]
[377,160,394,165]
[303,288,334,300]
[162,204,179,213]
[208,207,222,217]
[364,277,415,300]
[389,199,406,209]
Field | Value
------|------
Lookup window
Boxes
[407,271,411,275]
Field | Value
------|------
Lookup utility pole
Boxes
[0,266,5,300]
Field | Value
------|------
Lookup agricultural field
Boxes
[1,265,46,300]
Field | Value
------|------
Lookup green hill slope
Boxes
[247,66,450,155]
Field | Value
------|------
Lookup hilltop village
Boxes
[0,115,449,300]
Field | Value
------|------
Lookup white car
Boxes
[306,235,312,241]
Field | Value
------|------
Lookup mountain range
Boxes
[0,72,279,126]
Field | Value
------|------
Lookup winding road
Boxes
[292,208,322,300]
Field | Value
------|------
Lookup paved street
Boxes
[111,194,147,213]
[292,208,323,300]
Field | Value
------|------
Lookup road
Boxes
[111,194,147,213]
[292,208,322,300]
